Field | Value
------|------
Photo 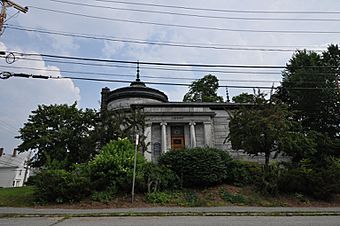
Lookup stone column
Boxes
[160,122,167,153]
[203,121,212,147]
[189,121,196,148]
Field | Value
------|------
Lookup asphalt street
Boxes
[1,216,340,226]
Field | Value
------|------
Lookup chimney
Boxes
[12,148,17,157]
[0,148,3,156]
[101,87,110,112]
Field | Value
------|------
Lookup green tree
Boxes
[183,74,223,102]
[228,95,297,169]
[232,93,255,103]
[98,108,148,152]
[276,44,340,138]
[17,103,97,168]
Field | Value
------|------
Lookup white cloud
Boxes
[0,42,80,153]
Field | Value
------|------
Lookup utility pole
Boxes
[131,132,139,203]
[0,0,28,34]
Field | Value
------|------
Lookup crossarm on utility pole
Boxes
[0,0,28,33]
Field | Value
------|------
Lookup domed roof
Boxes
[102,64,168,108]
[106,79,168,103]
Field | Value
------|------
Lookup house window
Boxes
[19,170,22,176]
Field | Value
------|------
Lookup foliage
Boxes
[17,103,97,168]
[145,191,173,205]
[219,189,247,204]
[98,109,149,154]
[88,138,146,192]
[142,162,179,193]
[276,45,340,139]
[0,186,35,207]
[91,186,117,203]
[159,147,232,187]
[278,157,340,200]
[232,93,255,103]
[33,168,91,203]
[225,160,262,186]
[183,74,223,102]
[228,95,294,168]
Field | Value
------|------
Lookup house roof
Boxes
[0,152,29,169]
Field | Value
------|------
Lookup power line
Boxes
[48,0,340,23]
[0,64,282,83]
[1,71,337,91]
[5,24,327,49]
[5,25,325,52]
[9,56,285,75]
[12,51,340,69]
[29,6,340,34]
[6,51,289,68]
[93,0,340,15]
[1,64,335,85]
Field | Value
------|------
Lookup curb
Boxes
[1,211,340,218]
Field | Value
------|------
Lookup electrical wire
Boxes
[47,0,340,22]
[29,6,340,34]
[7,56,285,75]
[2,72,338,90]
[92,0,340,15]
[5,51,287,68]
[0,64,282,83]
[12,51,339,69]
[1,64,335,84]
[5,25,325,52]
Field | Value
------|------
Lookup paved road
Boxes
[1,206,340,215]
[1,216,340,226]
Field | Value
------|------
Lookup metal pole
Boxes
[131,133,139,203]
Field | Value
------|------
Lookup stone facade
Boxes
[101,78,258,163]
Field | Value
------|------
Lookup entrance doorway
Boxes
[171,125,185,150]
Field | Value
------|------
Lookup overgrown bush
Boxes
[225,160,262,186]
[142,162,179,192]
[159,147,233,187]
[34,169,91,203]
[88,138,146,192]
[278,157,340,200]
[145,191,173,204]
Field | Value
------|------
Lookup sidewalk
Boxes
[1,206,340,217]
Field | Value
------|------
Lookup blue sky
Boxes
[0,0,339,152]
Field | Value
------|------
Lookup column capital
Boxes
[189,121,196,126]
[160,122,167,126]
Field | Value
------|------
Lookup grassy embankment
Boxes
[0,186,35,207]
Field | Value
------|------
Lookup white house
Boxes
[0,148,31,187]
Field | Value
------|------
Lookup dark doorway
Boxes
[171,125,185,150]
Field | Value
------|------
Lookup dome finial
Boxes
[136,60,140,82]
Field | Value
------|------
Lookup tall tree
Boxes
[183,74,223,102]
[17,103,97,168]
[276,45,340,138]
[228,95,308,168]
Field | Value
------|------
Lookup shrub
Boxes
[142,162,179,192]
[225,160,262,186]
[278,157,340,200]
[219,189,247,204]
[88,138,146,192]
[146,191,173,204]
[159,147,232,187]
[33,169,91,203]
[91,186,117,203]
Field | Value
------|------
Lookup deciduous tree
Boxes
[183,74,223,102]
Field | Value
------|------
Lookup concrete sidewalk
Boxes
[1,206,340,218]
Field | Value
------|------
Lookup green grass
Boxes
[0,186,35,207]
